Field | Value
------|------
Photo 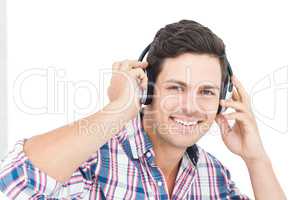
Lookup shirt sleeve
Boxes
[204,150,251,200]
[0,139,100,200]
[221,163,252,200]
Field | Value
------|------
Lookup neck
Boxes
[152,140,183,177]
[141,109,185,177]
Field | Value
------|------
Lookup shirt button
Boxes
[157,181,163,187]
[146,152,151,158]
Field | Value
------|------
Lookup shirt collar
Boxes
[120,108,199,167]
[122,108,153,159]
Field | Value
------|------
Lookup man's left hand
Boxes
[215,75,268,163]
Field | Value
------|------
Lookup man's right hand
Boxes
[107,60,149,119]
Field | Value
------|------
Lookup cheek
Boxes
[158,94,181,113]
[194,98,220,114]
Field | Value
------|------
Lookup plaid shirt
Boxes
[0,111,250,200]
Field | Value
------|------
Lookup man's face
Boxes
[146,53,222,149]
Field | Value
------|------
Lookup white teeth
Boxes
[172,118,198,126]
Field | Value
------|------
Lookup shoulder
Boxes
[194,144,231,178]
[193,145,250,199]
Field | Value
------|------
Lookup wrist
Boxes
[106,99,139,121]
[243,154,271,169]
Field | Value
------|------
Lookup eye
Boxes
[200,89,215,96]
[167,86,184,92]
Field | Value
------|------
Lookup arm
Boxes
[245,157,286,200]
[23,60,148,183]
[23,99,132,183]
[215,75,286,199]
[0,139,99,199]
[0,93,131,199]
[0,60,148,199]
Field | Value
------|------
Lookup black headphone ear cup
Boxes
[138,44,152,105]
[217,88,226,114]
[217,78,233,114]
[143,66,155,105]
[140,69,148,105]
[217,75,229,114]
[217,105,222,114]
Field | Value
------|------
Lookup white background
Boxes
[2,0,299,199]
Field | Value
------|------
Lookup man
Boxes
[0,20,286,199]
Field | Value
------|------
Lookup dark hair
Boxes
[146,19,227,96]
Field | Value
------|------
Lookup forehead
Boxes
[156,53,222,87]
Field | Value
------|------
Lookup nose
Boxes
[180,90,199,115]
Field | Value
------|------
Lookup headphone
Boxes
[138,43,233,114]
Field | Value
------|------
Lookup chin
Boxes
[163,136,200,150]
[152,114,212,147]
[157,120,206,148]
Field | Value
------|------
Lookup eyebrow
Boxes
[164,79,220,90]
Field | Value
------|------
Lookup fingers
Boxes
[128,68,148,89]
[220,87,253,121]
[232,88,240,101]
[232,75,250,106]
[222,112,251,125]
[217,76,251,129]
[111,60,148,88]
[220,99,248,113]
[111,60,148,85]
[215,115,231,135]
[119,60,148,71]
[112,61,121,71]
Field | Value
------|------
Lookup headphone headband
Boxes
[138,44,151,62]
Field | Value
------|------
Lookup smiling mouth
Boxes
[169,116,203,126]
